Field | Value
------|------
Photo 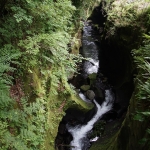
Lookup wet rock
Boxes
[96,88,104,99]
[86,90,95,100]
[92,85,104,101]
[88,73,97,80]
[63,108,85,124]
[95,78,107,90]
[55,131,73,150]
[84,107,97,123]
[81,137,91,150]
[80,85,90,91]
[88,73,97,85]
[117,107,127,118]
[69,73,84,89]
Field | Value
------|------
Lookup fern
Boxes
[0,0,85,149]
[132,34,150,144]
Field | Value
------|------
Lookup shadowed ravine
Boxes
[55,22,116,150]
[65,22,115,150]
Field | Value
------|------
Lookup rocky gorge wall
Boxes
[89,0,150,149]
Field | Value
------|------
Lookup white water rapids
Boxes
[86,58,99,74]
[82,24,99,77]
[67,90,114,150]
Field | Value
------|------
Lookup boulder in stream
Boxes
[86,90,95,100]
[80,85,90,91]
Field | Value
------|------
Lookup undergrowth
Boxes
[132,34,150,145]
[103,0,150,37]
[0,0,87,149]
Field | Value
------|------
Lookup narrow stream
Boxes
[56,13,133,150]
[65,22,114,150]
[66,90,114,150]
[81,22,99,77]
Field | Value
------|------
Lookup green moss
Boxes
[71,29,82,55]
[88,73,97,80]
[70,94,94,109]
[80,85,91,91]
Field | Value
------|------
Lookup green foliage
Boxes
[0,0,88,149]
[103,0,150,37]
[71,0,100,29]
[0,44,20,110]
[0,46,46,149]
[0,98,47,150]
[18,32,82,73]
[132,33,150,144]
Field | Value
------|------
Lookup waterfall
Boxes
[67,90,114,150]
[86,58,99,74]
[82,23,99,77]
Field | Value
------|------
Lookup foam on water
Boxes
[79,93,91,103]
[90,136,99,142]
[82,23,99,77]
[87,58,99,74]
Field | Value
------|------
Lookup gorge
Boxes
[55,19,133,149]
[0,0,150,150]
[56,1,150,149]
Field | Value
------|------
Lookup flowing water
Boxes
[67,90,114,150]
[81,23,99,77]
[66,22,114,150]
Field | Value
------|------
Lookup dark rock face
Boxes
[88,1,107,27]
[63,108,86,125]
[88,2,136,150]
[99,38,134,110]
[88,0,134,112]
[101,110,118,122]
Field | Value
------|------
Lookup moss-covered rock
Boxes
[80,85,91,91]
[88,73,97,80]
[86,90,95,100]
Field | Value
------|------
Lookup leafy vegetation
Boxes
[132,34,150,144]
[0,0,96,149]
[71,0,101,28]
[94,0,150,149]
[103,0,150,37]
